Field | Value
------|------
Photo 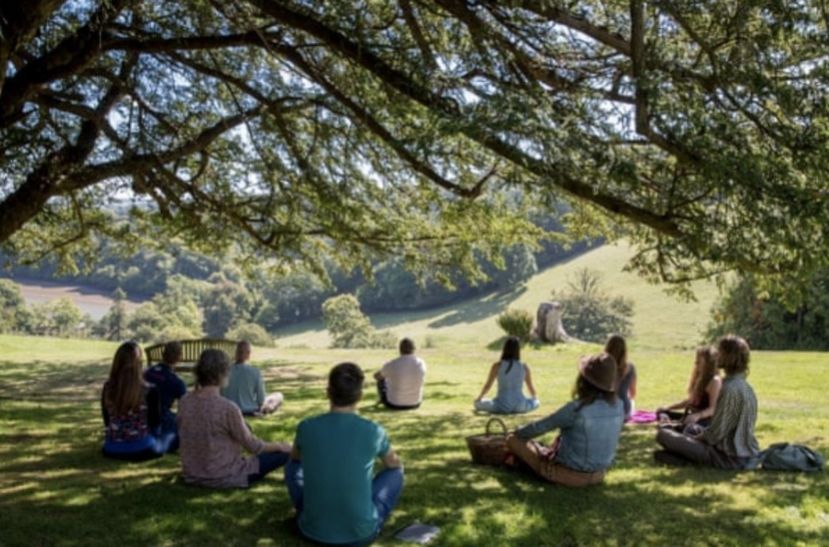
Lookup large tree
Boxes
[2,1,828,289]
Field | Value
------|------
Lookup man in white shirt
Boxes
[374,338,426,410]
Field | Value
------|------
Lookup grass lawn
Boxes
[1,332,828,546]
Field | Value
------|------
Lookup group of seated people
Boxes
[100,332,759,544]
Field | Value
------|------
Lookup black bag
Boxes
[760,443,825,472]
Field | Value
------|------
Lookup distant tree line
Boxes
[1,225,598,343]
[3,227,598,332]
[708,272,829,351]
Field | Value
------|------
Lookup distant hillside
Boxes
[7,277,144,320]
[273,242,723,351]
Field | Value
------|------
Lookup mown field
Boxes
[1,244,827,546]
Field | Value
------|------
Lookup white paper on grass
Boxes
[394,523,440,544]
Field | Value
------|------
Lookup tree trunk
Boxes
[535,301,569,344]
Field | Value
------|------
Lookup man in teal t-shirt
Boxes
[285,362,404,545]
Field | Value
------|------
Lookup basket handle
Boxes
[485,417,508,437]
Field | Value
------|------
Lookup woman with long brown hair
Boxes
[605,334,637,420]
[655,335,760,469]
[657,346,722,428]
[101,341,175,460]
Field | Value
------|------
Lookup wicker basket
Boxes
[466,417,509,466]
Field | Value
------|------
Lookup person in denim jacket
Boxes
[506,353,625,487]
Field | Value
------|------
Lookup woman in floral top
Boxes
[101,341,175,460]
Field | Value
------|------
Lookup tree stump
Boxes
[535,301,570,343]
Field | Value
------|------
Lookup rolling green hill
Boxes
[274,242,723,351]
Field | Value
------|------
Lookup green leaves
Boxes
[2,1,829,297]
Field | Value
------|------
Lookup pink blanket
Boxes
[626,410,658,424]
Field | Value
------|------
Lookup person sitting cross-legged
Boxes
[101,341,177,461]
[178,349,291,488]
[506,353,624,487]
[221,340,283,416]
[655,335,760,470]
[285,362,404,546]
[143,341,187,450]
[474,336,539,414]
[374,337,426,410]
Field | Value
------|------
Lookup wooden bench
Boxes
[144,338,238,372]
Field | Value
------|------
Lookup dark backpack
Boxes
[760,443,825,472]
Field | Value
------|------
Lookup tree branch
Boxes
[251,0,684,237]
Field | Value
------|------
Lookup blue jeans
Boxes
[102,432,177,462]
[247,451,290,485]
[284,460,404,546]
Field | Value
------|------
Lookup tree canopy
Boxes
[2,1,828,289]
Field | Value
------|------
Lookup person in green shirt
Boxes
[285,362,404,545]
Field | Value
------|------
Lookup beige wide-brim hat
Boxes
[578,353,618,393]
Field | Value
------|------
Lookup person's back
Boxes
[143,363,186,430]
[286,362,403,545]
[142,341,186,434]
[101,341,174,460]
[179,349,290,488]
[701,373,759,459]
[221,362,264,414]
[615,363,636,418]
[179,388,262,487]
[474,337,539,414]
[102,380,153,443]
[294,412,389,543]
[381,354,426,407]
[494,360,527,412]
[556,398,625,472]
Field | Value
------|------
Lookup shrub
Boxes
[368,330,398,349]
[227,322,275,347]
[322,294,373,348]
[322,294,395,348]
[553,269,633,343]
[497,308,534,341]
[26,298,84,337]
[157,324,203,345]
[0,279,30,333]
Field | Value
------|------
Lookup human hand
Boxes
[276,442,292,453]
[682,413,699,426]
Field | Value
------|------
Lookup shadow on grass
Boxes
[2,359,828,546]
[427,287,527,329]
[485,336,560,351]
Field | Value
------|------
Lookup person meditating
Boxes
[178,349,291,488]
[101,341,176,460]
[605,334,637,421]
[221,340,283,416]
[285,362,404,545]
[655,335,760,469]
[474,336,539,414]
[656,346,722,431]
[505,353,625,487]
[374,337,426,410]
[143,341,187,449]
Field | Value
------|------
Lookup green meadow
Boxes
[1,244,827,546]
